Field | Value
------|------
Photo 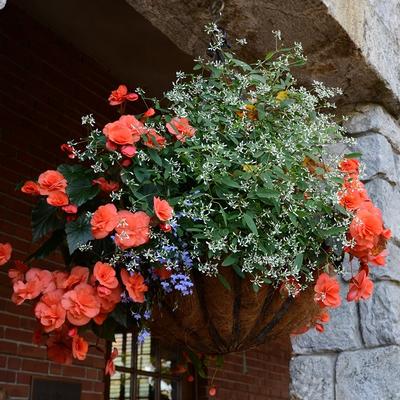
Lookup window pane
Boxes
[109,371,131,400]
[160,344,180,375]
[136,335,157,372]
[160,378,179,400]
[113,332,133,369]
[136,375,156,400]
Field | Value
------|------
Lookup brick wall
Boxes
[0,5,291,400]
[206,338,290,400]
[0,5,118,399]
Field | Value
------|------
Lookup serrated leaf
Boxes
[243,213,258,235]
[32,200,64,242]
[218,273,231,290]
[222,253,238,267]
[58,164,99,206]
[28,230,65,260]
[65,214,93,254]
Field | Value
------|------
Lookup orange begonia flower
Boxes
[93,262,118,289]
[349,203,384,250]
[114,210,150,249]
[34,289,66,332]
[153,197,173,222]
[105,347,118,376]
[72,335,89,360]
[38,170,67,195]
[21,181,40,195]
[0,242,12,266]
[347,269,374,302]
[47,190,69,207]
[166,117,196,142]
[91,203,119,239]
[339,158,360,175]
[143,129,166,149]
[61,283,100,326]
[46,328,73,365]
[92,177,120,193]
[108,85,138,106]
[103,120,134,146]
[314,273,341,308]
[61,266,89,290]
[120,269,148,303]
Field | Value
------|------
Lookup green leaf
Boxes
[231,58,252,71]
[58,164,99,206]
[232,264,245,279]
[65,214,93,254]
[242,213,258,235]
[111,304,128,328]
[32,199,64,242]
[147,149,163,167]
[28,230,65,260]
[92,318,117,341]
[219,204,228,227]
[222,253,239,267]
[218,175,242,189]
[344,152,362,159]
[187,350,207,379]
[218,273,231,290]
[216,355,224,368]
[294,253,304,270]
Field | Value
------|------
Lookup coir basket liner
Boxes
[151,268,320,355]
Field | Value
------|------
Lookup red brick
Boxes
[7,356,21,370]
[21,359,49,374]
[0,369,16,383]
[0,383,30,398]
[0,340,17,355]
[16,372,31,385]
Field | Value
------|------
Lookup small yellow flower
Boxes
[242,164,256,172]
[276,90,288,101]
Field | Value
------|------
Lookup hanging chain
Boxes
[209,0,225,24]
[208,0,229,63]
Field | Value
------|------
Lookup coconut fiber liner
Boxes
[151,268,320,355]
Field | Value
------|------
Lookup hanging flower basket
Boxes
[151,268,320,354]
[1,26,391,372]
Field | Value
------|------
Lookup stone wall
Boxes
[290,104,400,400]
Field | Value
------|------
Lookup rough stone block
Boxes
[290,354,336,400]
[352,133,397,183]
[291,281,362,354]
[345,104,400,153]
[336,346,400,400]
[359,281,400,347]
